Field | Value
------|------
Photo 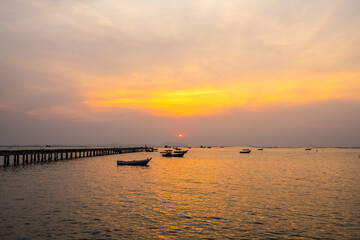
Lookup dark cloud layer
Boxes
[1,100,359,147]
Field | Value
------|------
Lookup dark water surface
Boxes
[1,148,359,239]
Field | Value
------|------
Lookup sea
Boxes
[0,147,359,239]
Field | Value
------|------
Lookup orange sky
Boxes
[80,72,359,117]
[0,0,359,146]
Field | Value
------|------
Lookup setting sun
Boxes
[1,1,359,239]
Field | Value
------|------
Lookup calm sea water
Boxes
[0,148,359,239]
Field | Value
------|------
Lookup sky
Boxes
[0,0,359,147]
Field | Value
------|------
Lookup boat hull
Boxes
[174,150,188,154]
[117,158,152,166]
[161,153,185,157]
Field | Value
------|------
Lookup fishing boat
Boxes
[305,148,312,150]
[174,150,188,154]
[258,148,263,150]
[240,149,251,153]
[172,147,188,154]
[161,150,185,157]
[117,158,152,166]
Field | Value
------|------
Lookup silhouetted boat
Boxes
[258,148,263,151]
[145,148,158,152]
[161,150,185,157]
[174,150,188,154]
[174,148,188,154]
[240,149,251,153]
[117,158,152,166]
[305,148,312,150]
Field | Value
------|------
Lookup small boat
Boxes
[240,149,251,153]
[174,150,188,154]
[258,148,263,151]
[305,148,312,151]
[174,149,188,154]
[145,148,158,152]
[117,158,152,166]
[161,150,185,157]
[160,149,172,154]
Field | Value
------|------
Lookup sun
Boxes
[177,133,184,137]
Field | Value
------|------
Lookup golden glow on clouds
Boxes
[83,88,232,117]
[81,72,359,117]
[2,1,359,121]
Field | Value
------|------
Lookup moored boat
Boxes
[240,149,251,153]
[174,149,188,154]
[117,158,152,166]
[145,147,158,152]
[161,150,185,157]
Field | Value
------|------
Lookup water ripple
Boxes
[1,148,359,239]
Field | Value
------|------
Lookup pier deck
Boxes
[0,147,146,167]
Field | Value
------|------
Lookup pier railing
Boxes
[0,147,146,167]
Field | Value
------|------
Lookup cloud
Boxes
[0,0,359,145]
[26,104,105,122]
[0,103,13,111]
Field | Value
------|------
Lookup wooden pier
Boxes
[0,147,146,167]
